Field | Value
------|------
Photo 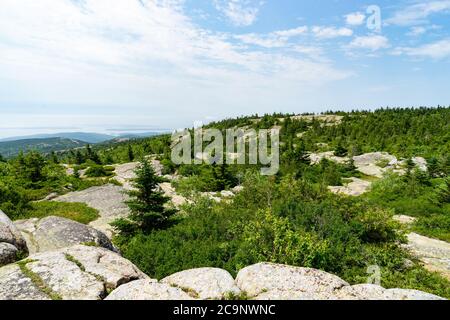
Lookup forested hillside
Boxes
[0,137,88,158]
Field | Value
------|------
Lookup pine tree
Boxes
[105,153,114,165]
[334,142,348,157]
[438,178,450,204]
[50,151,59,164]
[296,140,310,165]
[112,159,175,236]
[127,145,135,162]
[75,150,85,165]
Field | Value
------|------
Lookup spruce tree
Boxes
[112,159,175,236]
[127,145,135,162]
[334,142,348,157]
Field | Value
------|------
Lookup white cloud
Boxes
[386,0,450,26]
[234,26,308,48]
[234,33,286,48]
[0,0,351,126]
[214,0,264,27]
[345,12,366,26]
[312,26,353,39]
[292,45,324,56]
[406,24,441,36]
[348,35,390,51]
[394,39,450,59]
[272,26,309,38]
[407,26,427,36]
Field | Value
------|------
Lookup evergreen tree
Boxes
[105,153,114,165]
[90,151,102,165]
[127,145,135,162]
[428,157,440,177]
[334,142,348,157]
[15,152,46,184]
[295,140,310,165]
[73,168,80,179]
[112,159,175,236]
[75,150,85,165]
[438,178,450,204]
[405,158,415,176]
[50,151,59,164]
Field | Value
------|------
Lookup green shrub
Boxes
[85,165,114,178]
[234,209,330,269]
[353,208,402,243]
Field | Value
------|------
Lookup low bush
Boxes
[85,165,115,178]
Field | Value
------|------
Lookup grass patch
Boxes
[360,174,380,182]
[224,291,249,300]
[412,214,450,242]
[16,201,99,224]
[17,259,62,300]
[64,254,85,272]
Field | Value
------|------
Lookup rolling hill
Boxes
[0,132,115,144]
[0,137,88,158]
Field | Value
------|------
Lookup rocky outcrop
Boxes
[105,280,194,300]
[353,152,398,178]
[235,263,444,300]
[392,215,449,280]
[0,245,147,300]
[14,216,114,254]
[393,215,417,225]
[328,177,372,196]
[236,263,349,298]
[412,157,428,172]
[53,184,130,238]
[161,268,240,300]
[337,284,443,300]
[106,263,445,300]
[309,151,350,165]
[0,210,27,266]
[159,182,188,207]
[0,259,445,300]
[405,233,450,280]
[113,162,139,190]
[0,243,20,267]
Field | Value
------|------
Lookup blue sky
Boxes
[0,0,449,137]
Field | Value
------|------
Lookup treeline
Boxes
[304,107,450,159]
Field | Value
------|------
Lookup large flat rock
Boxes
[53,184,130,238]
[235,263,349,298]
[161,267,240,300]
[105,280,194,300]
[0,245,147,300]
[328,177,372,196]
[113,162,139,190]
[235,263,445,300]
[405,233,450,280]
[14,216,114,254]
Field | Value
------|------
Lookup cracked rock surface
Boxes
[0,254,446,300]
[0,245,147,300]
[105,280,194,300]
[14,216,114,254]
[0,210,28,267]
[161,267,240,299]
